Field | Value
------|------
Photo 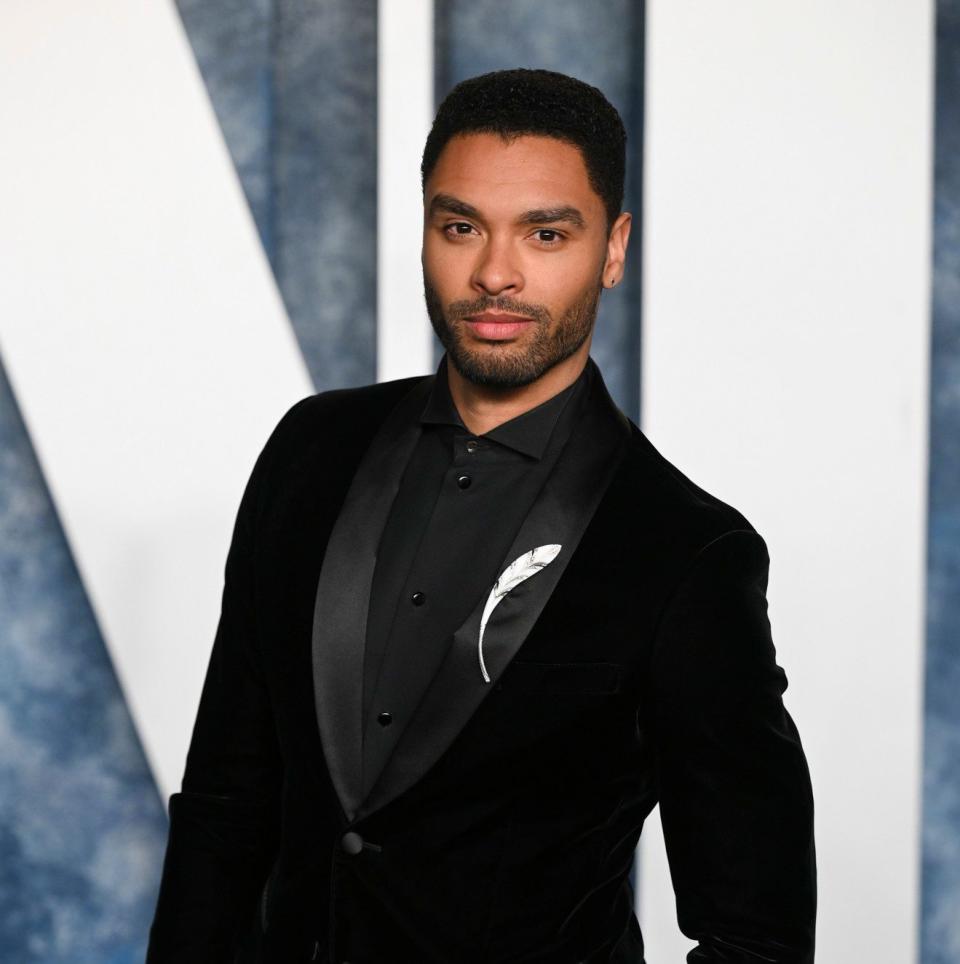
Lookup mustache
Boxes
[446,296,552,326]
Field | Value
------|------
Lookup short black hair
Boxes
[421,68,626,230]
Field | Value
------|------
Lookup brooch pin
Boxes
[478,544,562,683]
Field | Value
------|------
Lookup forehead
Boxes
[426,132,600,218]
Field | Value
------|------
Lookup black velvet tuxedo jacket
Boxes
[147,360,816,964]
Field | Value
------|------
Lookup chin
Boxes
[447,343,567,390]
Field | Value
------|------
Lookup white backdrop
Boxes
[638,3,932,962]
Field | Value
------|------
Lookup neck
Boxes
[446,341,592,436]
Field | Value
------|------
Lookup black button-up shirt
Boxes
[361,356,592,782]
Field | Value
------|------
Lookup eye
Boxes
[443,221,477,239]
[531,229,564,245]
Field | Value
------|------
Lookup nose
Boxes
[470,236,523,298]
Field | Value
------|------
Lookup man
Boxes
[147,69,816,963]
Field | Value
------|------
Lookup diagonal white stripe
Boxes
[0,0,313,801]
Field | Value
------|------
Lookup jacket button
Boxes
[456,474,472,489]
[377,711,393,726]
[411,591,426,606]
[340,831,364,855]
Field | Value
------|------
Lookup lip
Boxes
[463,312,534,341]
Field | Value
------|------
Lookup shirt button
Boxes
[465,438,479,452]
[340,831,364,855]
[411,591,426,606]
[377,711,393,727]
[456,474,472,489]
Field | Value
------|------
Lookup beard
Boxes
[423,270,603,389]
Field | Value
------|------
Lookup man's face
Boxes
[422,132,622,389]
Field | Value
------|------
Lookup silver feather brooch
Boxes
[478,544,562,683]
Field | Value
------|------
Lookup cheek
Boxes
[423,234,473,290]
[527,254,600,308]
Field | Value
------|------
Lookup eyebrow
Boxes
[428,193,586,229]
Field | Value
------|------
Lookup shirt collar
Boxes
[419,354,591,460]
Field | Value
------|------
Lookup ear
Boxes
[602,212,632,287]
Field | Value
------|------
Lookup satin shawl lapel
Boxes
[356,369,631,821]
[311,376,433,821]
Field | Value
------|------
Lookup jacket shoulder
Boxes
[621,420,761,550]
[242,375,430,509]
[283,374,427,433]
[267,374,427,453]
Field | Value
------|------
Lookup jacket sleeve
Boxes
[146,400,308,962]
[649,528,817,963]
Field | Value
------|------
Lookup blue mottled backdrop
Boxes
[176,0,379,391]
[0,358,167,962]
[922,0,960,961]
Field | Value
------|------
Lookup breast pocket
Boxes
[495,660,623,695]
